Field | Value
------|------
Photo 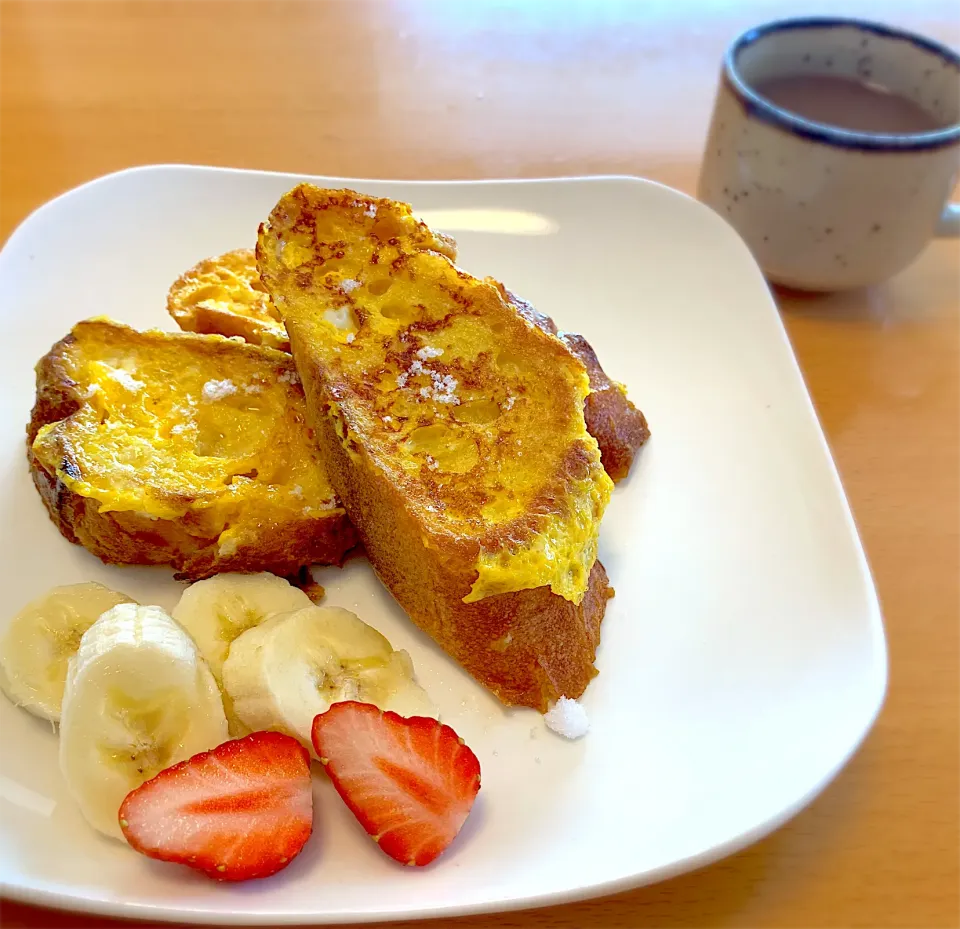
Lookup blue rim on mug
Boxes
[724,16,960,152]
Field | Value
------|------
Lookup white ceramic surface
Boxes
[0,168,886,925]
[698,17,960,291]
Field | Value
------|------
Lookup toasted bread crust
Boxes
[27,321,356,580]
[565,334,650,481]
[27,447,355,580]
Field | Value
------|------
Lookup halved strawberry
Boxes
[311,701,481,867]
[119,731,313,882]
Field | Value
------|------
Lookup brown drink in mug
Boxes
[698,17,960,291]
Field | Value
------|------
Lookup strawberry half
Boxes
[311,701,481,867]
[119,730,313,882]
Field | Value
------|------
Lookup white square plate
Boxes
[0,168,886,924]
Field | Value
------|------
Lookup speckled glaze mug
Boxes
[698,17,960,291]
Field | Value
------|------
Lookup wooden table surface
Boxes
[1,1,957,926]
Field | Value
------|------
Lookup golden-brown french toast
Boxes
[171,249,649,481]
[167,248,290,350]
[258,185,615,710]
[28,318,356,579]
[491,282,651,481]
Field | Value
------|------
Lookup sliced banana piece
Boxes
[0,582,135,722]
[223,605,437,754]
[172,572,313,682]
[172,572,312,736]
[59,603,227,839]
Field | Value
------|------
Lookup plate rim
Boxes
[0,164,888,925]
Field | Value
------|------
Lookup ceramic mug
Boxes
[698,17,960,291]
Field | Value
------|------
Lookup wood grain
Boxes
[1,1,958,926]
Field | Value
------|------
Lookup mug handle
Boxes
[937,202,960,237]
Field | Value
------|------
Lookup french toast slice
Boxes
[170,249,649,481]
[28,318,356,579]
[167,248,290,350]
[258,186,615,710]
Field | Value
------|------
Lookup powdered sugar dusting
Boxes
[201,379,236,402]
[544,697,589,740]
[396,358,459,405]
[416,346,443,361]
[430,371,459,404]
[304,498,338,516]
[341,279,360,293]
[109,369,144,393]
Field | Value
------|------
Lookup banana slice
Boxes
[59,603,228,839]
[172,573,313,682]
[172,572,313,736]
[222,605,437,754]
[0,583,135,722]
